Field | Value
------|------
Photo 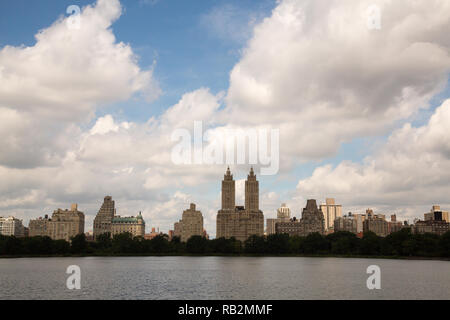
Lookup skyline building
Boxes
[29,204,85,241]
[0,216,25,237]
[275,199,325,237]
[320,198,342,232]
[267,203,291,235]
[93,196,116,239]
[111,212,145,238]
[173,203,204,242]
[216,167,264,242]
[425,205,449,223]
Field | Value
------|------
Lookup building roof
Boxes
[112,215,144,224]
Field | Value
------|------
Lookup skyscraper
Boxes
[320,198,342,232]
[266,203,291,235]
[29,204,85,241]
[93,196,116,239]
[174,203,204,242]
[275,199,325,236]
[216,167,264,242]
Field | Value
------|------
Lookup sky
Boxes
[1,0,450,237]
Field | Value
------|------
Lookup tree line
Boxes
[1,229,450,257]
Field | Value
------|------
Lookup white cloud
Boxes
[297,99,450,220]
[222,0,450,162]
[1,0,450,236]
[0,0,160,168]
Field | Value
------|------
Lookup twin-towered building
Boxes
[216,167,264,242]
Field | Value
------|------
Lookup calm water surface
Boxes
[0,257,448,300]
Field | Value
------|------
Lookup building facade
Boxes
[424,205,449,223]
[412,206,450,235]
[216,167,264,242]
[47,204,85,241]
[412,220,449,236]
[320,198,342,232]
[334,214,358,234]
[93,196,116,239]
[172,203,204,242]
[276,199,325,237]
[111,212,145,238]
[0,216,25,237]
[266,203,291,235]
[275,217,302,236]
[29,204,85,241]
[29,215,51,237]
[363,210,388,237]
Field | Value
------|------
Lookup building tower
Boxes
[221,167,235,210]
[245,167,259,212]
[93,196,116,239]
[277,203,291,220]
[217,167,264,241]
[320,198,342,232]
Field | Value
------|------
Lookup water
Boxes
[0,256,448,300]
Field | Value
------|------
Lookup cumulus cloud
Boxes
[0,86,226,233]
[0,0,160,168]
[1,0,450,236]
[222,0,450,161]
[297,99,450,220]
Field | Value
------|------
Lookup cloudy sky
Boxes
[1,0,449,237]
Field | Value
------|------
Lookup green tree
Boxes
[288,236,305,253]
[112,232,137,253]
[326,231,359,255]
[186,235,208,254]
[266,233,290,254]
[359,231,381,255]
[301,233,329,254]
[71,233,88,254]
[96,232,112,252]
[439,231,450,257]
[244,235,266,254]
[149,234,170,253]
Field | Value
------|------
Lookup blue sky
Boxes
[0,0,275,119]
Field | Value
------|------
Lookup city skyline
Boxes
[1,0,450,239]
[8,166,450,239]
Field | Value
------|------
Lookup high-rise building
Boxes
[266,203,291,235]
[412,220,449,236]
[48,204,85,241]
[173,203,204,242]
[412,206,450,235]
[0,216,25,237]
[173,221,182,239]
[276,200,325,237]
[216,167,264,242]
[299,199,325,235]
[111,212,145,238]
[388,214,404,234]
[424,205,449,223]
[29,204,85,241]
[93,196,116,239]
[363,209,388,237]
[29,215,51,237]
[334,214,358,234]
[275,217,302,236]
[320,198,342,232]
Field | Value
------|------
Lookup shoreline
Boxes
[1,253,449,261]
